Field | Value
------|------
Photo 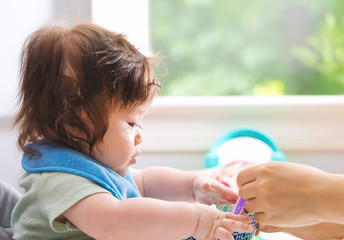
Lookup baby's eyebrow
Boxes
[130,107,148,115]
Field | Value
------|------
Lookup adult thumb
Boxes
[260,224,286,233]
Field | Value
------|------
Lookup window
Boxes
[150,0,344,96]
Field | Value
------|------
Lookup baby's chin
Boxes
[118,164,132,177]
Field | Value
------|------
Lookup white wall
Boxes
[0,0,53,118]
[0,117,22,191]
[92,0,150,55]
[0,0,53,190]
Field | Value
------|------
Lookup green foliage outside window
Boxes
[150,0,344,95]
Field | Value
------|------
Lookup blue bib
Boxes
[21,143,141,200]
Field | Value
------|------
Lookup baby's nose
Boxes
[135,130,143,145]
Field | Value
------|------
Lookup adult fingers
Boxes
[255,223,260,235]
[244,198,264,214]
[238,181,257,200]
[237,165,258,187]
[251,212,267,225]
[259,224,285,233]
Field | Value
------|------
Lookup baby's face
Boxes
[93,99,152,176]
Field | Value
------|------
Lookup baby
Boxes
[11,23,253,240]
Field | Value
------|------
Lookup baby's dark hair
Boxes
[14,23,160,156]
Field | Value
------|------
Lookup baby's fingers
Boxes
[213,227,234,240]
[211,215,254,240]
[222,214,254,233]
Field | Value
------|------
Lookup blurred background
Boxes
[152,0,344,96]
[0,0,343,190]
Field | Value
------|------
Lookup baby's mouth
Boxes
[130,150,140,165]
[130,156,137,165]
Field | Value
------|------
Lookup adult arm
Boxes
[261,222,344,240]
[237,162,344,227]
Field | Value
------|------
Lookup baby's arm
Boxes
[63,192,253,240]
[133,167,198,201]
[133,167,238,204]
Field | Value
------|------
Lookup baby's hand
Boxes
[193,204,254,240]
[193,174,238,205]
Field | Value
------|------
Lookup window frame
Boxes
[141,95,344,153]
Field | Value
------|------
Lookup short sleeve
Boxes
[37,172,111,232]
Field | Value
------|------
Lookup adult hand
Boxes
[237,162,331,227]
[260,222,344,240]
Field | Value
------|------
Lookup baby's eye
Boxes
[128,122,142,129]
[128,122,135,127]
